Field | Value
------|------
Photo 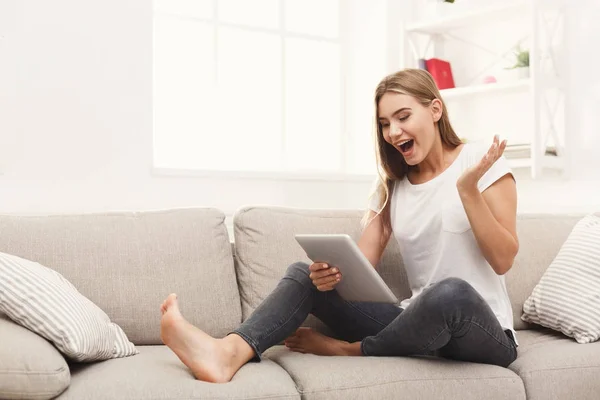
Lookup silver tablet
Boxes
[295,234,399,304]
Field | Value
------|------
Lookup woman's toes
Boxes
[296,327,313,336]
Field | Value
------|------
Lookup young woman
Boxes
[159,69,519,383]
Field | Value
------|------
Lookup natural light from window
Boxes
[153,0,387,177]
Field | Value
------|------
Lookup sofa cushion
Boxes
[233,206,410,331]
[521,214,600,343]
[0,208,241,345]
[505,214,582,330]
[265,346,525,400]
[0,251,137,361]
[0,313,70,400]
[56,345,299,400]
[509,328,600,400]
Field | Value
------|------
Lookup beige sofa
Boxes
[1,206,599,400]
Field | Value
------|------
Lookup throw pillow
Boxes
[0,313,70,400]
[522,214,600,343]
[0,251,138,361]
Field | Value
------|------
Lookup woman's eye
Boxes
[381,123,389,128]
[399,115,409,122]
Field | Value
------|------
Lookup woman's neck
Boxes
[409,140,463,184]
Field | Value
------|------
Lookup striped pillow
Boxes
[0,252,137,362]
[522,214,600,343]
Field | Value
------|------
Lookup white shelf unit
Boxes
[401,0,569,179]
[440,79,531,100]
[406,2,528,35]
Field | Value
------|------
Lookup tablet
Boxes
[295,234,399,304]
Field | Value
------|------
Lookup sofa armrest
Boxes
[0,313,70,400]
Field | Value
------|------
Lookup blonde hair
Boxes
[362,69,463,240]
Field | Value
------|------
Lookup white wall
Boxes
[0,0,375,219]
[0,0,598,223]
[566,0,600,180]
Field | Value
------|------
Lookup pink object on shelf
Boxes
[483,76,497,84]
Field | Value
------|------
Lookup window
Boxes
[153,0,387,176]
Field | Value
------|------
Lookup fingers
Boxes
[314,272,341,288]
[498,138,507,157]
[485,135,507,164]
[309,262,328,272]
[316,277,341,291]
[308,263,342,290]
[309,264,338,280]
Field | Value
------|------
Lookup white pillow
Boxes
[522,214,600,343]
[0,251,138,362]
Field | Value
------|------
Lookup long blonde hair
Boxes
[362,69,463,240]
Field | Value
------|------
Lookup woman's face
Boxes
[377,92,441,166]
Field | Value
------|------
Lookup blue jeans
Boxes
[232,262,518,367]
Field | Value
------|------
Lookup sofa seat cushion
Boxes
[509,329,600,400]
[264,346,525,400]
[0,313,70,400]
[56,345,299,400]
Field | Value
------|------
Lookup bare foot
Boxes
[160,293,252,383]
[284,327,358,356]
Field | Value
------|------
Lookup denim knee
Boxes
[284,261,312,286]
[423,277,483,312]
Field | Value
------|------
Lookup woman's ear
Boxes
[431,99,443,122]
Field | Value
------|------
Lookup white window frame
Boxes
[151,0,376,182]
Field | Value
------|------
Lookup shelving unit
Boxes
[406,2,528,35]
[439,79,531,100]
[401,0,568,179]
[507,158,533,169]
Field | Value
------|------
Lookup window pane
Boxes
[285,0,339,39]
[218,0,279,30]
[285,38,341,171]
[347,0,387,175]
[153,16,216,169]
[216,26,282,171]
[154,0,214,19]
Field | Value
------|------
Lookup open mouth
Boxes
[400,139,414,153]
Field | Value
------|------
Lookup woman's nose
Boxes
[390,123,402,138]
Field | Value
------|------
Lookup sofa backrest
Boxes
[0,208,241,345]
[506,214,581,329]
[233,206,584,331]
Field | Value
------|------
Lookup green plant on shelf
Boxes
[507,47,529,69]
[443,0,455,3]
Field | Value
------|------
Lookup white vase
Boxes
[423,1,457,19]
[518,66,530,79]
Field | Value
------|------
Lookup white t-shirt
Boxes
[369,143,517,343]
